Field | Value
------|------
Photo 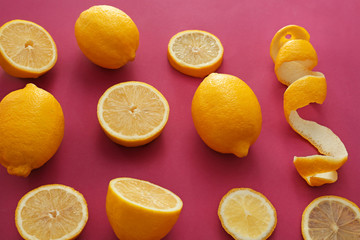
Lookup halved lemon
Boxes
[218,188,277,240]
[167,30,224,78]
[15,184,88,240]
[97,81,170,147]
[0,20,57,78]
[106,177,183,240]
[302,195,360,239]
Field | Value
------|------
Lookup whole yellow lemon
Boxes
[75,5,139,69]
[191,73,262,157]
[0,83,64,177]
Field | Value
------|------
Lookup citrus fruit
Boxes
[15,184,88,240]
[0,19,57,78]
[191,73,262,157]
[302,195,360,239]
[106,177,183,240]
[97,81,169,147]
[0,83,64,177]
[218,188,277,240]
[167,30,224,78]
[75,5,139,69]
[270,25,348,186]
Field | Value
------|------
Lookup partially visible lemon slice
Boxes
[97,81,170,147]
[302,195,360,239]
[106,177,183,240]
[218,188,277,240]
[167,30,224,78]
[15,184,88,240]
[0,20,57,78]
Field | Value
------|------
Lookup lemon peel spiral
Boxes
[270,25,348,186]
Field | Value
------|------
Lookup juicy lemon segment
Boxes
[113,179,179,210]
[302,195,360,239]
[168,30,224,78]
[106,177,183,240]
[218,188,277,240]
[15,184,88,240]
[97,81,169,147]
[0,20,57,78]
[270,25,348,186]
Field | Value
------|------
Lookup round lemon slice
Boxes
[302,195,360,239]
[15,184,88,240]
[218,188,277,240]
[0,20,57,78]
[167,30,224,78]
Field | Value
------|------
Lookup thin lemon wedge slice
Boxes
[97,81,170,147]
[270,25,348,186]
[218,188,277,240]
[0,20,57,78]
[106,177,183,240]
[167,30,224,78]
[15,184,88,240]
[302,195,360,239]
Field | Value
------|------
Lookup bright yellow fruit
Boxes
[0,83,64,177]
[106,177,183,240]
[191,73,262,157]
[97,81,169,147]
[0,20,57,78]
[75,5,139,69]
[167,30,224,78]
[270,25,348,186]
[218,188,277,240]
[15,184,88,240]
[302,195,360,239]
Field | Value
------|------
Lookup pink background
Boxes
[1,0,360,239]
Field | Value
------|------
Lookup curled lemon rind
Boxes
[271,25,348,186]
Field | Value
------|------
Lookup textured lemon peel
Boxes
[270,25,348,186]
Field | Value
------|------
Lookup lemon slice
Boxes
[15,184,88,240]
[97,81,170,147]
[270,25,348,186]
[302,195,360,239]
[0,20,57,78]
[167,30,224,78]
[218,188,277,240]
[106,177,183,240]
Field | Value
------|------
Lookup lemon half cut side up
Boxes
[0,19,57,78]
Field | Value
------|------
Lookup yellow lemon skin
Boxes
[0,83,64,177]
[106,178,183,240]
[191,73,262,158]
[74,5,139,69]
